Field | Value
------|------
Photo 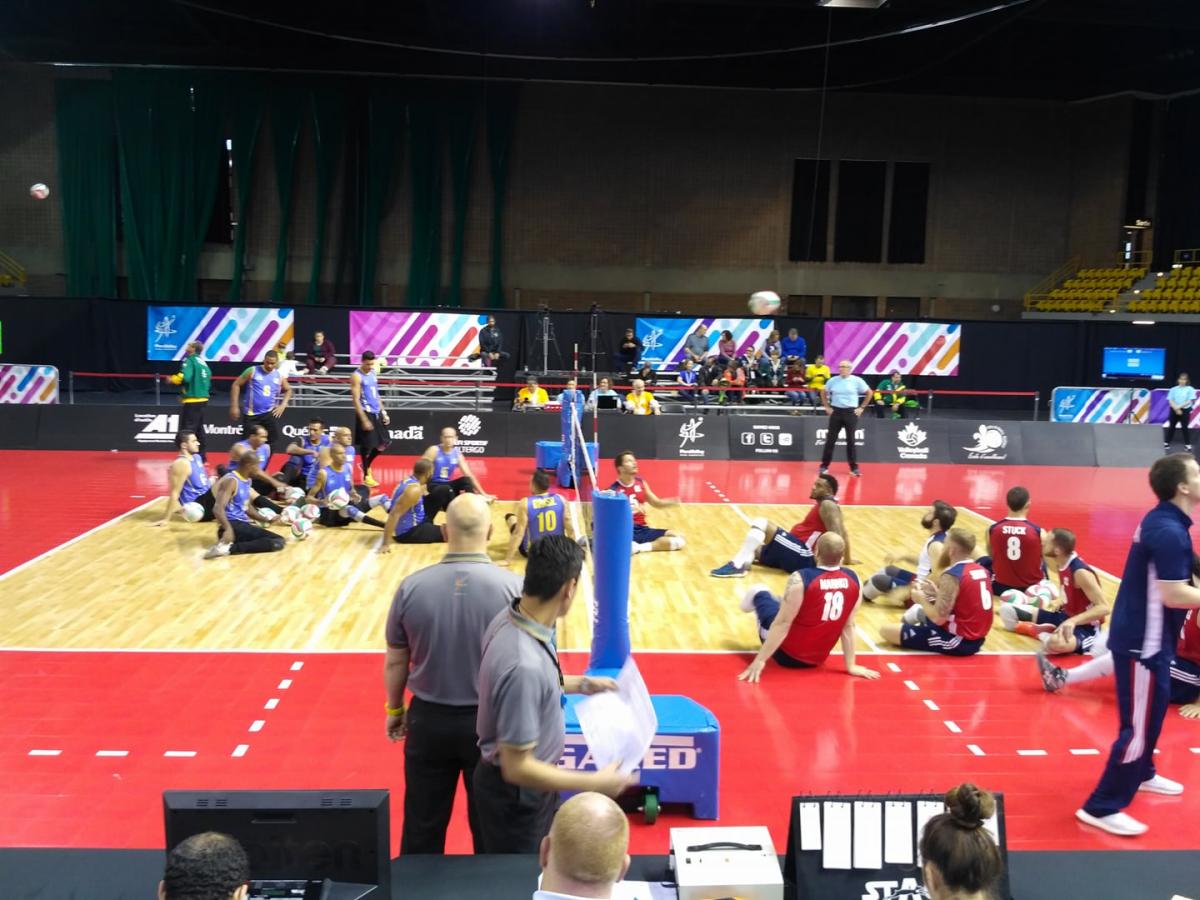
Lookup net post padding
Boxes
[589,490,632,673]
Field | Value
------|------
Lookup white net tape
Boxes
[566,400,597,624]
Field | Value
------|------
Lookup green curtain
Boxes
[358,88,404,306]
[227,85,263,301]
[444,93,477,308]
[485,85,520,309]
[306,90,346,305]
[113,71,223,300]
[406,99,444,308]
[55,80,117,297]
[269,87,305,302]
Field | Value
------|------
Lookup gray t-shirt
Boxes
[476,603,565,766]
[385,553,522,706]
[684,332,709,358]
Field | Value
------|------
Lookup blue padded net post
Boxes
[588,490,632,675]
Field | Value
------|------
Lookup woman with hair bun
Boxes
[919,783,1004,900]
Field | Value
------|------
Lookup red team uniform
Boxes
[986,517,1045,591]
[789,500,832,549]
[752,566,861,667]
[1171,609,1200,705]
[1038,554,1104,654]
[900,560,993,656]
[611,477,668,545]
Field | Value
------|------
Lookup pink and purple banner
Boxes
[349,311,485,367]
[823,321,961,376]
[0,365,59,404]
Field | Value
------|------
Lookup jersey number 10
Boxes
[537,509,558,534]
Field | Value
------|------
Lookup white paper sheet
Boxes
[611,880,677,900]
[853,801,883,870]
[915,801,945,864]
[884,801,914,865]
[573,657,659,776]
[821,801,853,870]
[799,802,823,851]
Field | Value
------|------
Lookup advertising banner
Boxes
[147,306,294,362]
[729,415,806,461]
[0,364,58,404]
[1148,389,1200,427]
[859,418,951,465]
[823,321,960,376]
[946,420,1024,465]
[349,311,485,367]
[1050,387,1150,424]
[654,413,731,460]
[636,317,775,370]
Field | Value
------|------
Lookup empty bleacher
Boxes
[1025,266,1145,313]
[1128,265,1200,314]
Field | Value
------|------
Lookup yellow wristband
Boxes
[385,704,405,716]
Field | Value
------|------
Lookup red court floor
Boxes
[1,451,1194,856]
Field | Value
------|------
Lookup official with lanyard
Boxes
[473,535,634,853]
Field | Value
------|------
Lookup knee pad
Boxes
[870,572,895,593]
[667,535,686,551]
[750,517,769,532]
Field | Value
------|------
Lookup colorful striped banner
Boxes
[147,306,294,362]
[1051,387,1150,423]
[823,321,961,376]
[349,311,484,367]
[636,317,774,369]
[0,365,59,404]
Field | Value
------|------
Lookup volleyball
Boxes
[1025,583,1056,608]
[30,183,49,200]
[258,507,279,523]
[279,505,302,525]
[748,290,781,316]
[285,486,305,503]
[181,502,205,523]
[300,503,320,520]
[327,488,350,511]
[999,589,1026,605]
[290,517,312,540]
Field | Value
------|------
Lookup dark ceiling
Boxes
[1,0,1198,100]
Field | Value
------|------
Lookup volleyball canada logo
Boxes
[896,422,929,461]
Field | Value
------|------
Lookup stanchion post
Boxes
[155,374,161,406]
[927,390,934,418]
[68,371,74,405]
[1033,391,1039,421]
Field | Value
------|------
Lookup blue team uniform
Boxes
[358,370,381,413]
[229,440,271,471]
[314,464,353,500]
[391,476,425,537]
[223,472,252,523]
[432,447,462,484]
[242,366,282,415]
[521,493,566,554]
[291,433,331,481]
[1083,501,1193,818]
[179,455,210,504]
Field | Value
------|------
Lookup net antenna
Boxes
[566,399,598,623]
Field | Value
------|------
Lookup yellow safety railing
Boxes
[1023,256,1079,309]
[0,249,26,288]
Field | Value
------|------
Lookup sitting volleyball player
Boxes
[735,533,879,682]
[1000,528,1110,653]
[611,451,685,554]
[204,449,287,559]
[156,431,216,525]
[879,528,993,656]
[711,473,851,577]
[305,442,388,529]
[862,500,956,606]
[504,470,570,565]
[379,459,445,548]
[280,418,330,488]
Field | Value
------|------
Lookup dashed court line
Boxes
[944,720,962,734]
[249,720,265,733]
[1017,749,1048,757]
[232,744,249,758]
[96,750,128,758]
[1071,748,1101,756]
[904,680,919,691]
[967,744,985,756]
[28,749,61,757]
[886,662,902,673]
[164,750,197,758]
[278,679,292,690]
[264,698,280,710]
[923,699,940,711]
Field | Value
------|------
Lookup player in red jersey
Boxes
[979,486,1046,593]
[611,451,685,554]
[710,473,854,577]
[736,533,879,682]
[999,528,1111,653]
[880,528,993,656]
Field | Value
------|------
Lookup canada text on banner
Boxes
[823,321,961,376]
[0,364,59,404]
[147,306,295,362]
[349,311,486,367]
[636,317,775,370]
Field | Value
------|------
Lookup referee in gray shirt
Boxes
[385,493,521,854]
[473,534,634,853]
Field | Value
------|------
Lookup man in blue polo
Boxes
[1163,371,1196,453]
[819,360,871,478]
[1067,453,1200,836]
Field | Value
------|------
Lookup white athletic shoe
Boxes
[203,542,232,560]
[1074,809,1147,837]
[631,541,645,555]
[1138,774,1184,795]
[998,604,1020,631]
[740,584,770,613]
[902,604,928,626]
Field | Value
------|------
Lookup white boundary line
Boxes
[304,542,377,650]
[0,497,160,582]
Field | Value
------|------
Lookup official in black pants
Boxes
[1163,372,1196,453]
[819,360,871,477]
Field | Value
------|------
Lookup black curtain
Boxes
[1154,95,1200,270]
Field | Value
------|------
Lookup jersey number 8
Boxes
[1005,536,1022,561]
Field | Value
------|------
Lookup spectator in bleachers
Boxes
[625,379,661,415]
[684,324,710,365]
[305,330,337,374]
[159,832,249,900]
[469,315,509,366]
[806,354,831,406]
[677,358,698,403]
[1164,371,1196,453]
[276,345,301,380]
[873,370,912,419]
[718,362,746,405]
[784,359,809,408]
[697,356,721,403]
[764,329,782,358]
[587,377,622,412]
[634,362,658,387]
[716,330,737,366]
[781,327,807,363]
[515,376,550,410]
[535,792,630,900]
[616,328,641,372]
[556,377,588,406]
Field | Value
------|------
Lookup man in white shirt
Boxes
[534,792,630,900]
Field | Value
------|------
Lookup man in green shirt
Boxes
[171,341,212,459]
[873,370,912,420]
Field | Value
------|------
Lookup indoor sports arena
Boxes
[2,3,1200,899]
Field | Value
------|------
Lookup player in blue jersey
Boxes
[203,449,287,559]
[156,431,216,525]
[379,459,444,547]
[220,424,287,514]
[228,349,292,445]
[280,418,330,488]
[352,351,391,487]
[422,427,493,520]
[305,442,388,529]
[503,470,571,566]
[1072,453,1200,837]
[861,501,956,606]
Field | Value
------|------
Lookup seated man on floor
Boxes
[422,426,493,520]
[504,470,570,566]
[879,528,993,656]
[861,500,956,606]
[305,442,388,530]
[611,451,684,554]
[204,449,287,559]
[735,533,878,682]
[280,417,330,488]
[380,459,445,547]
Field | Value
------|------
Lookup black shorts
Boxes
[394,522,445,544]
[1036,611,1101,655]
[757,529,814,574]
[900,621,984,656]
[355,412,389,453]
[243,412,278,445]
[632,524,667,544]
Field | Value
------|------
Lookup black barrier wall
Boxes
[0,405,1170,468]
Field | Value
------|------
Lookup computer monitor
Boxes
[163,790,391,900]
[1101,346,1166,380]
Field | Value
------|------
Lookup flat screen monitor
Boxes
[1102,346,1165,380]
[164,790,390,900]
